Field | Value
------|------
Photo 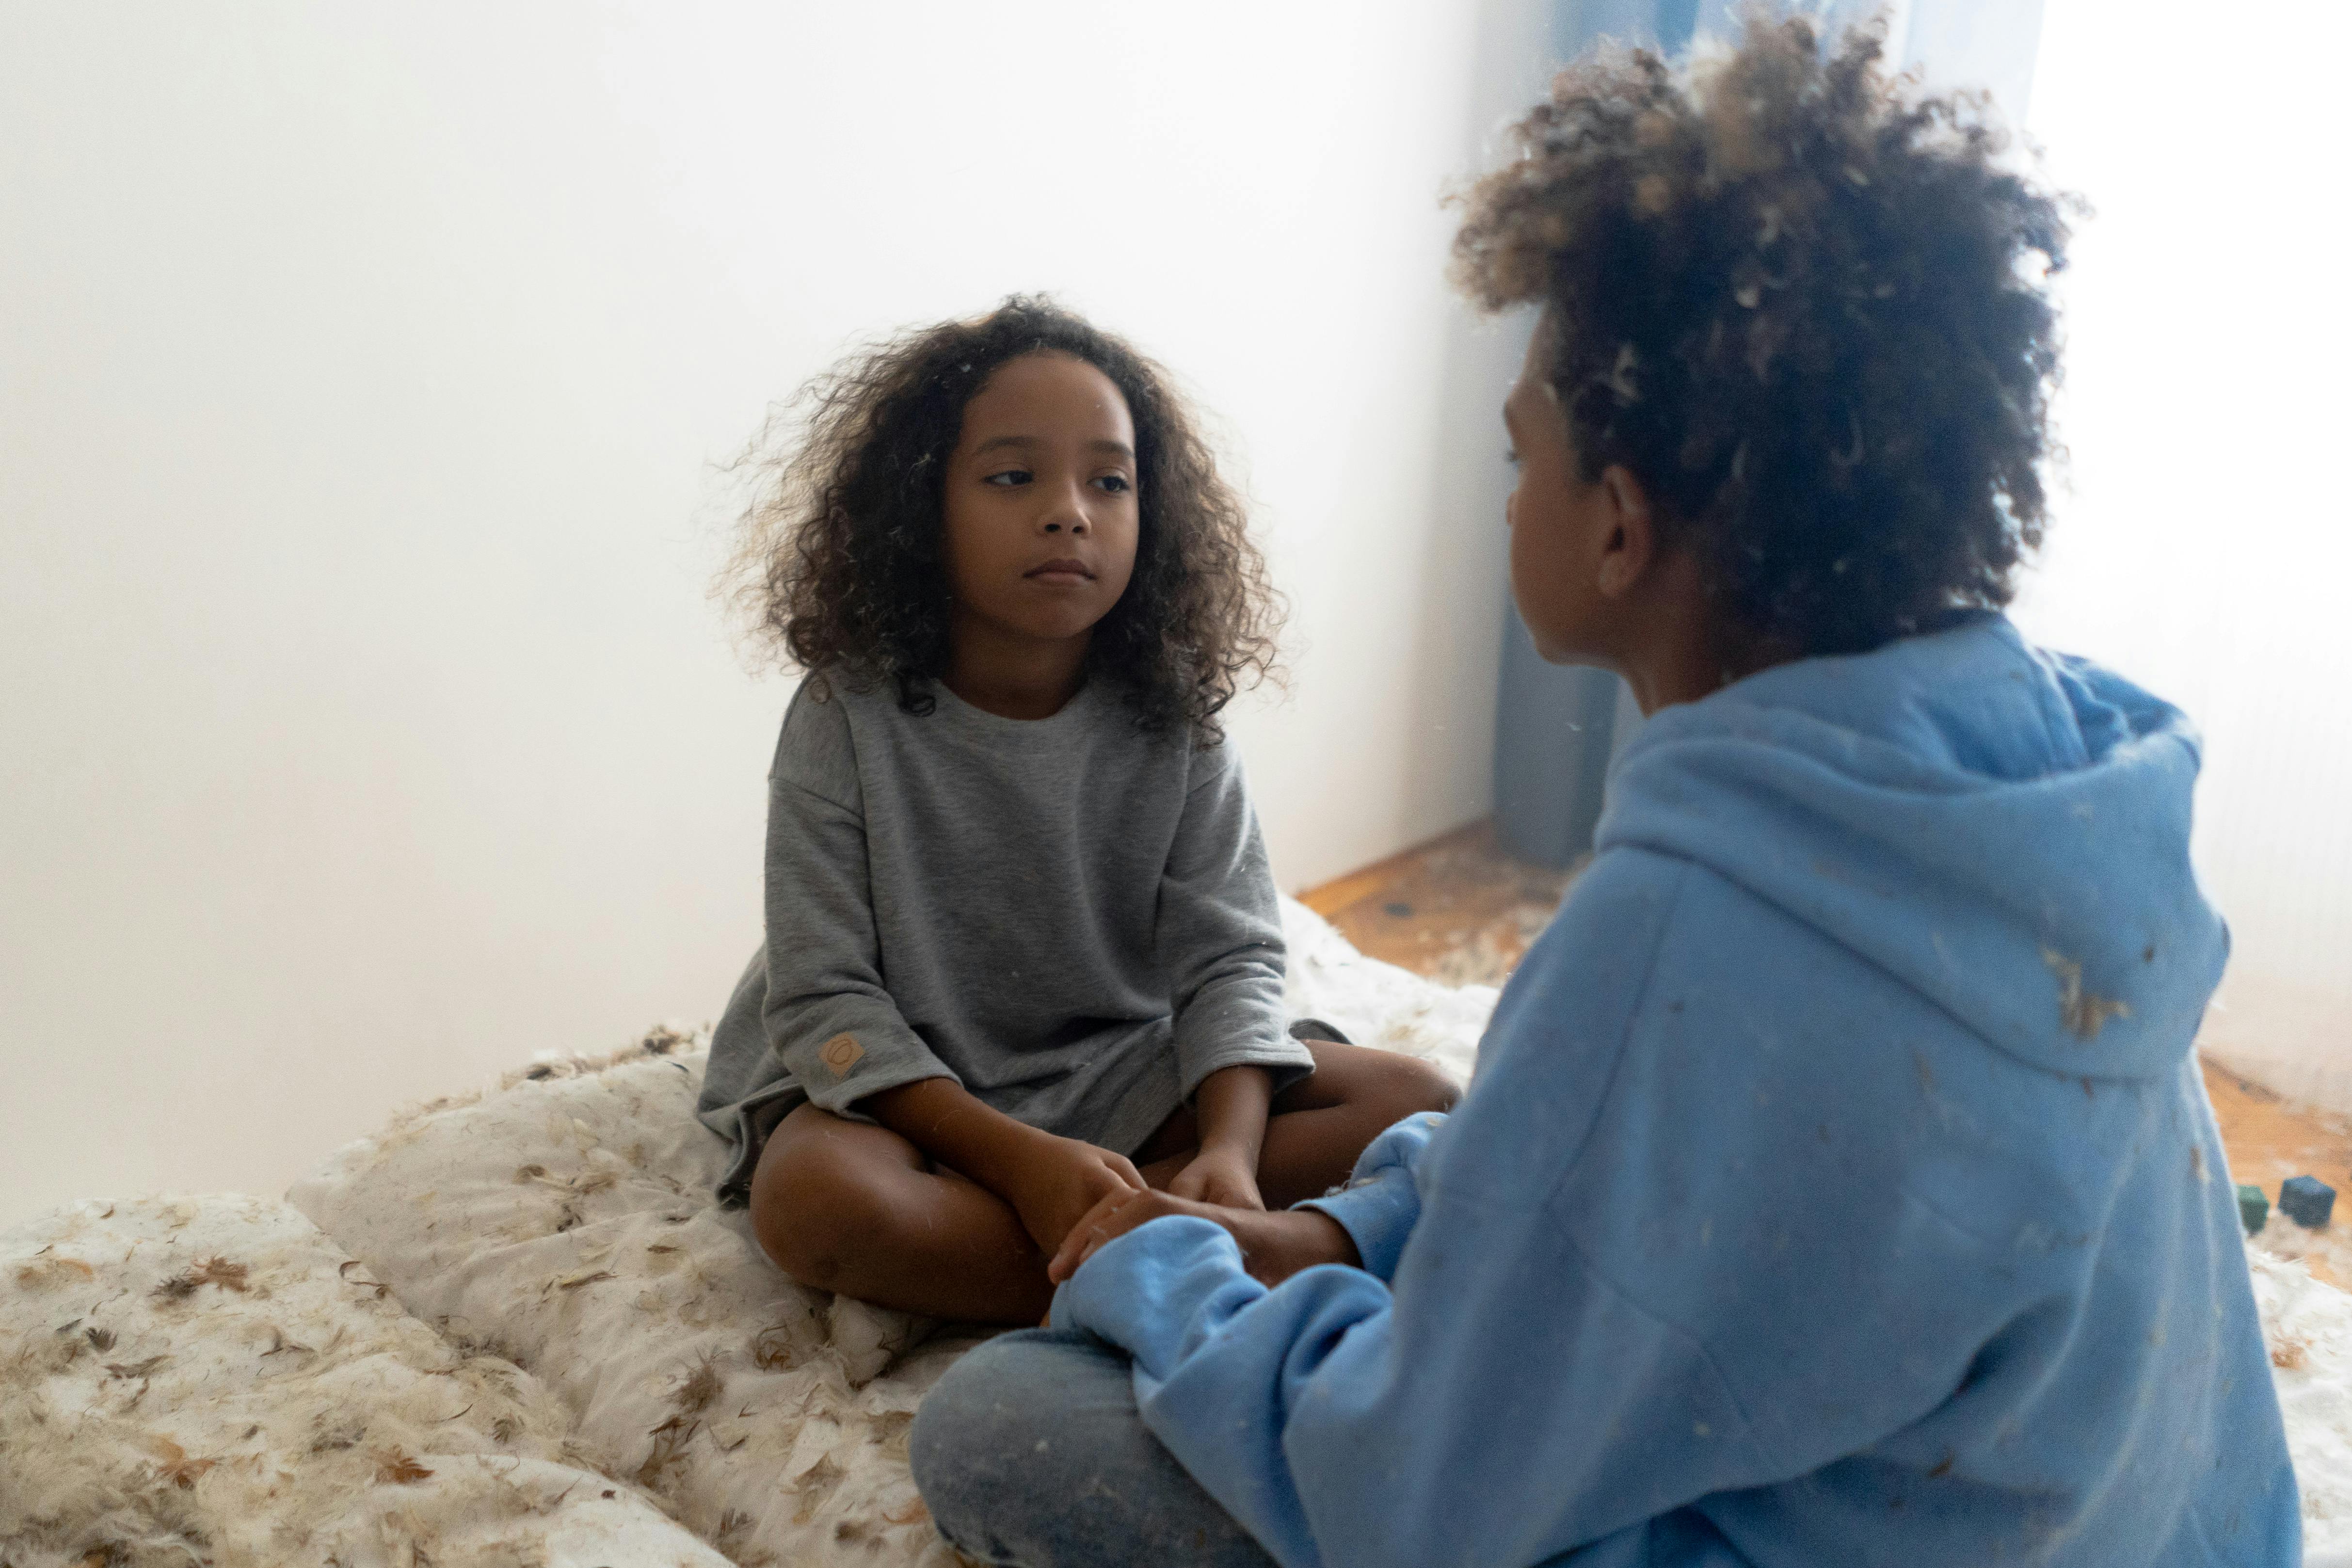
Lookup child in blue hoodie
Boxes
[908,16,2301,1567]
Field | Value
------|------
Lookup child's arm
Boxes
[1158,742,1312,1184]
[755,771,970,1116]
[1044,889,1759,1568]
[860,1076,1146,1257]
[1168,1063,1273,1208]
[1046,857,2041,1568]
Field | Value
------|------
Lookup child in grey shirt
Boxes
[699,299,1456,1324]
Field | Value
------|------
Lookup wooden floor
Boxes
[1297,820,1574,988]
[1300,820,2351,1287]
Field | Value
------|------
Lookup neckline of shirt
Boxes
[928,675,1105,739]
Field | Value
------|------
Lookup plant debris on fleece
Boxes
[288,1024,967,1568]
[0,1194,728,1568]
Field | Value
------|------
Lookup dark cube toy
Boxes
[2278,1175,2336,1230]
[2237,1184,2269,1236]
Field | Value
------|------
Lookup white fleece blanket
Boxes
[272,900,1494,1567]
[5,900,2346,1565]
[0,1195,728,1568]
[287,1030,966,1568]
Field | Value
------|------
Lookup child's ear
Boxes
[1594,464,1656,599]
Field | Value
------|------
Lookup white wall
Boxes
[2017,0,2352,1110]
[0,1,1546,1226]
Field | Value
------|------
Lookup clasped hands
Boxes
[1002,1131,1353,1293]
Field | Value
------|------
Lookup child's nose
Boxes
[1039,480,1090,535]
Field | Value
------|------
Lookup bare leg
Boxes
[748,1103,1053,1325]
[749,1041,1457,1323]
[1133,1039,1459,1209]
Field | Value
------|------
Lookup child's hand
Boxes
[1048,1185,1205,1283]
[1048,1188,1359,1287]
[1001,1132,1148,1257]
[1168,1145,1265,1211]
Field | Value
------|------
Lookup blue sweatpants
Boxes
[910,1328,1276,1568]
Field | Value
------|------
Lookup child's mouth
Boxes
[1025,559,1095,585]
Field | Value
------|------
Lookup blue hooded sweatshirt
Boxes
[1054,615,2300,1567]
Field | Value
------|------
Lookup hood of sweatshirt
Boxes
[1596,613,2227,1083]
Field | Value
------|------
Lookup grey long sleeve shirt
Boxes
[696,674,1311,1200]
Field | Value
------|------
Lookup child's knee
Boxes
[912,1329,1174,1564]
[909,1375,1022,1564]
[909,1336,1047,1497]
[750,1142,888,1290]
[1370,1053,1461,1120]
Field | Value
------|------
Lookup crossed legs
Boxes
[746,1039,1457,1323]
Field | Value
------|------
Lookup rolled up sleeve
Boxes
[760,778,956,1117]
[1159,742,1313,1100]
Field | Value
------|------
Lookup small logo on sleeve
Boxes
[817,1033,864,1076]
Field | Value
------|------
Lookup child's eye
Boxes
[982,469,1032,487]
[1504,447,1521,468]
[1093,474,1133,494]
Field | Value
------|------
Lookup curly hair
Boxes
[1453,12,2080,656]
[720,297,1281,739]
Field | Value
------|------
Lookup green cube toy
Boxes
[2237,1184,2269,1236]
